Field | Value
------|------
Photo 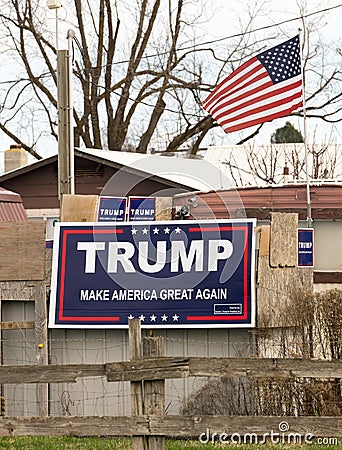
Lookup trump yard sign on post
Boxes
[298,228,314,267]
[97,196,127,222]
[128,196,155,221]
[49,219,256,328]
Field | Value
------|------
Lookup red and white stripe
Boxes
[202,56,303,133]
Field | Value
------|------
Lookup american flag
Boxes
[202,36,303,133]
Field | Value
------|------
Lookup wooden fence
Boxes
[0,319,340,449]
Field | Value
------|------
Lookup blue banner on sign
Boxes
[298,228,314,267]
[97,197,127,222]
[49,219,256,329]
[128,197,155,221]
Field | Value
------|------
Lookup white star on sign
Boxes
[164,227,170,234]
[172,314,179,322]
[153,227,159,234]
[128,314,134,320]
[142,228,148,235]
[161,314,168,321]
[150,314,157,322]
[175,227,181,234]
[131,228,138,235]
[139,315,145,322]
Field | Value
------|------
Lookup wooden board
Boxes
[0,281,47,301]
[0,415,340,438]
[0,357,339,384]
[155,197,173,220]
[0,222,46,281]
[257,256,313,328]
[258,225,270,257]
[269,212,297,267]
[61,194,98,222]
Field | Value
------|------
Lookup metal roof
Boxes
[173,183,342,220]
[0,148,232,192]
[0,188,28,221]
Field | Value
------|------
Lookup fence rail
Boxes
[0,415,340,438]
[0,357,340,384]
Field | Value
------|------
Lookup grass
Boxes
[0,437,341,450]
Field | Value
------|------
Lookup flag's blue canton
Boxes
[257,36,301,84]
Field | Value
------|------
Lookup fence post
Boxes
[143,336,165,450]
[35,282,48,417]
[129,319,145,450]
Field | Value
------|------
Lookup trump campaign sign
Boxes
[97,196,127,222]
[128,196,155,221]
[48,219,256,328]
[298,228,314,267]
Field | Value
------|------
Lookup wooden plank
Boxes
[0,222,46,281]
[269,212,298,267]
[61,194,98,222]
[148,415,342,438]
[257,255,313,328]
[143,337,165,450]
[35,283,48,416]
[0,357,340,385]
[0,321,35,330]
[0,415,340,438]
[0,415,149,437]
[0,364,106,384]
[0,281,36,301]
[129,319,144,450]
[45,248,53,286]
[155,197,172,220]
[106,357,342,382]
[106,357,190,381]
[258,225,270,257]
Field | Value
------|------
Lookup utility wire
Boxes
[75,3,342,70]
[69,4,341,118]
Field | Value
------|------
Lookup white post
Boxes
[67,29,75,195]
[299,29,312,228]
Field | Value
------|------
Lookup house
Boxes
[0,147,232,210]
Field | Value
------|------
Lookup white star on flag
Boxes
[164,227,170,234]
[161,314,168,321]
[175,227,181,234]
[131,228,138,235]
[142,228,148,235]
[150,314,157,322]
[172,314,179,321]
[153,227,159,234]
[139,314,145,322]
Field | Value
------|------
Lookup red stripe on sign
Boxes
[74,229,124,234]
[59,316,120,322]
[187,315,243,321]
[188,226,247,232]
[58,229,121,322]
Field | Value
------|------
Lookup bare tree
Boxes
[0,1,340,159]
[222,140,341,186]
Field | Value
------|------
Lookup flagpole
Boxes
[299,29,312,228]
